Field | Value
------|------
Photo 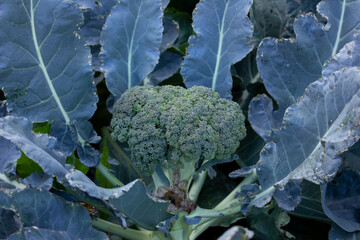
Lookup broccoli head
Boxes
[111,85,246,175]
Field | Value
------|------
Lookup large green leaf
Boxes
[250,0,360,139]
[253,67,360,207]
[101,0,164,98]
[0,0,99,165]
[181,0,253,98]
[0,189,108,240]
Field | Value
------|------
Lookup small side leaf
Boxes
[248,94,282,141]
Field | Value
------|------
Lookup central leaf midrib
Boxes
[332,0,347,56]
[212,1,229,91]
[128,1,143,89]
[30,0,70,124]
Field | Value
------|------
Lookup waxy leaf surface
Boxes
[255,67,360,207]
[101,0,163,98]
[66,169,171,230]
[181,0,253,98]
[250,0,360,137]
[0,188,107,240]
[321,170,360,232]
[0,116,68,182]
[0,0,99,164]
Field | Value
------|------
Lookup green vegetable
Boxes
[111,85,246,180]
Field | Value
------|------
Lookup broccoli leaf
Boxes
[0,116,68,182]
[0,0,99,165]
[66,169,171,230]
[0,137,20,177]
[251,0,360,137]
[254,67,360,208]
[321,170,360,232]
[145,51,183,86]
[323,32,360,76]
[0,188,108,240]
[181,0,253,98]
[0,208,21,239]
[329,224,360,240]
[251,0,320,45]
[248,94,282,141]
[248,206,293,240]
[291,181,329,222]
[101,0,164,98]
[78,0,118,45]
[160,17,179,53]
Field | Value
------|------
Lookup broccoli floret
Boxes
[111,85,246,176]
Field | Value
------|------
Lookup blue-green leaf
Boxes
[66,169,171,230]
[251,0,320,45]
[0,116,68,182]
[0,0,99,165]
[248,94,282,141]
[323,32,360,76]
[78,0,118,45]
[0,188,108,240]
[291,181,329,222]
[0,137,20,177]
[0,208,21,239]
[251,0,360,137]
[329,224,360,240]
[21,172,53,190]
[101,0,164,98]
[321,170,360,232]
[145,51,183,86]
[273,180,301,211]
[9,228,74,240]
[254,67,360,207]
[160,18,179,53]
[109,182,172,230]
[181,0,253,98]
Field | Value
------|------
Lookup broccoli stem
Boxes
[169,212,191,240]
[96,162,124,187]
[188,169,257,239]
[188,170,207,202]
[101,127,147,184]
[92,218,158,240]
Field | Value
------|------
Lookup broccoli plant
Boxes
[109,85,246,238]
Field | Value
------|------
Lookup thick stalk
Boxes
[101,127,147,183]
[92,218,154,240]
[189,170,257,239]
[169,212,191,240]
[96,162,124,187]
